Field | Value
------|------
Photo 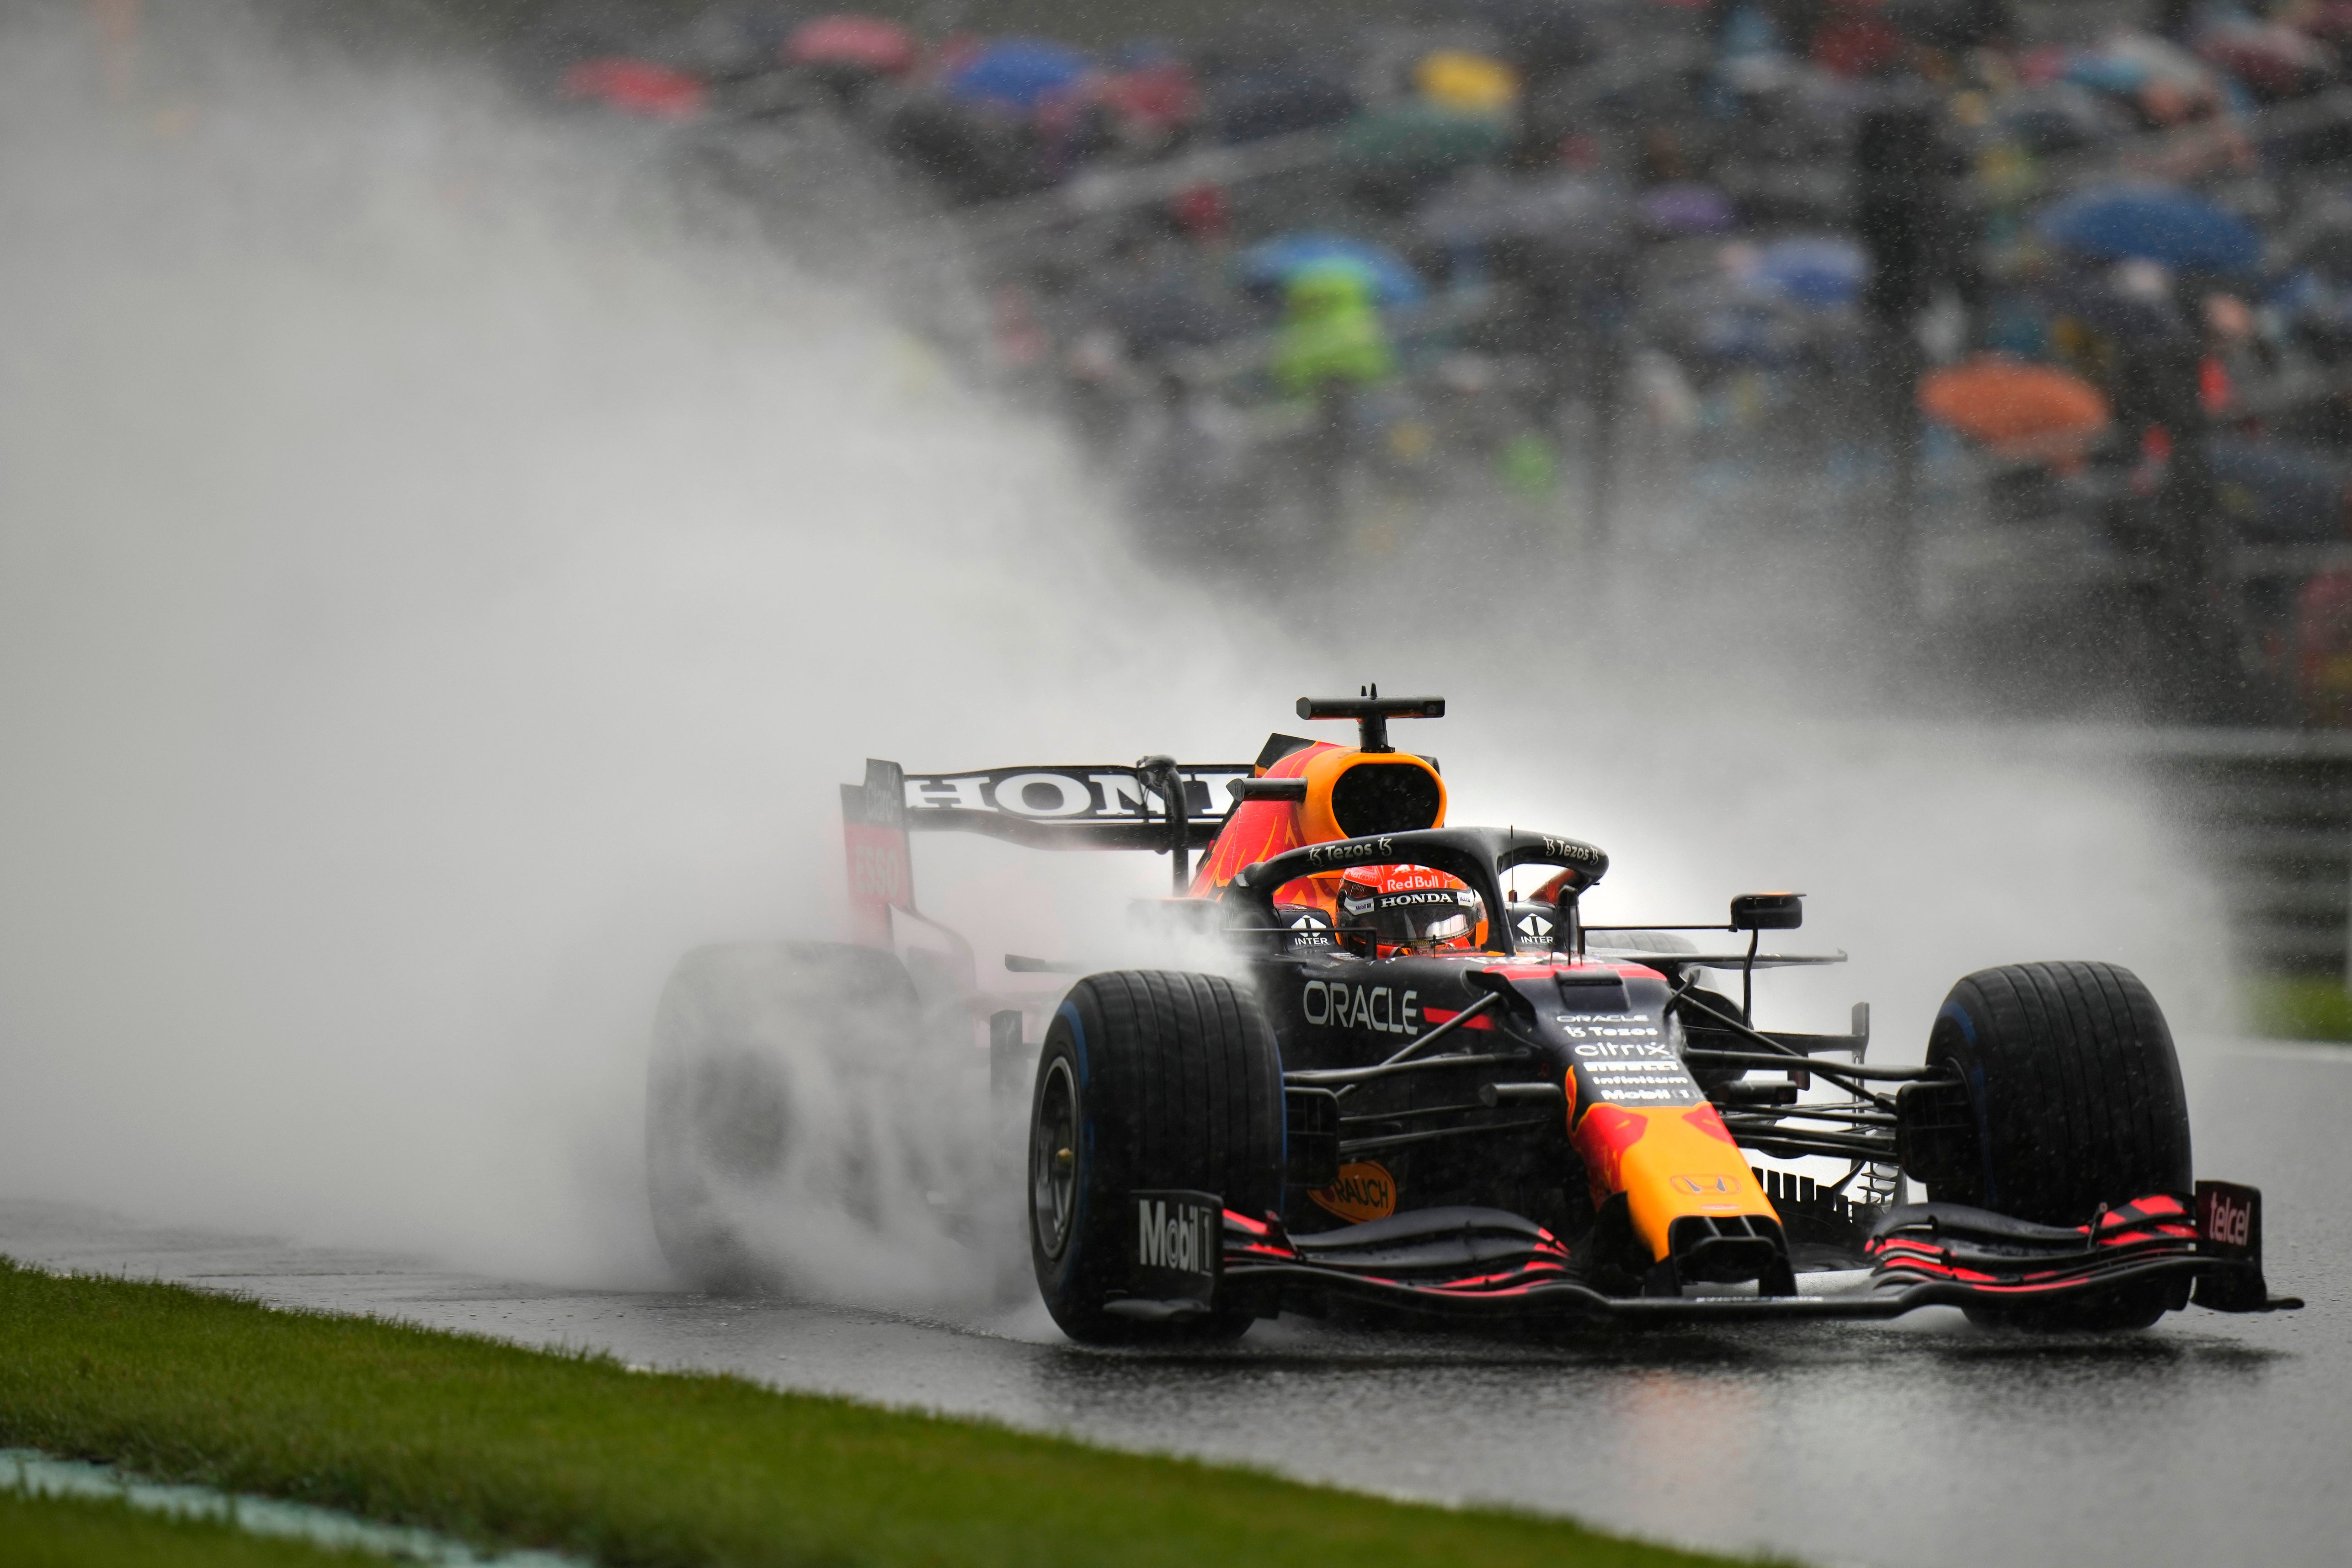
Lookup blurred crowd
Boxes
[521,0,2352,723]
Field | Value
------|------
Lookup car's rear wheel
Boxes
[646,942,934,1290]
[1027,970,1284,1344]
[1926,960,2193,1330]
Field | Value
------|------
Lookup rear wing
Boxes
[840,757,1253,945]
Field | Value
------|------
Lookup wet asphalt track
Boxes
[6,1041,2348,1568]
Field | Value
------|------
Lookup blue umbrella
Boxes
[1237,235,1427,307]
[2062,52,2154,99]
[943,38,1091,111]
[1639,182,1734,237]
[1749,236,1865,309]
[2036,185,2262,275]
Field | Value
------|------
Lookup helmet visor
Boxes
[1339,876,1483,949]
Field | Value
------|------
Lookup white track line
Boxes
[2,1450,580,1566]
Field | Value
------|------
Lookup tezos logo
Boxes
[1306,836,1395,867]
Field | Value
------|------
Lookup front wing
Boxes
[1166,1190,2301,1325]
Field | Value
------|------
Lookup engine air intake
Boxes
[1330,760,1445,837]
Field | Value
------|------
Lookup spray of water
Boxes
[0,2,2230,1307]
[0,3,1279,1292]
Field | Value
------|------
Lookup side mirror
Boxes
[1730,892,1803,931]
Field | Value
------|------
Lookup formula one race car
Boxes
[645,691,2299,1338]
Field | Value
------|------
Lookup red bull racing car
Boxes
[648,691,2298,1339]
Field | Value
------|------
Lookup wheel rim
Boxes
[1030,1056,1079,1259]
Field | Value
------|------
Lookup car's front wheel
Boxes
[1925,960,2192,1330]
[1027,970,1284,1344]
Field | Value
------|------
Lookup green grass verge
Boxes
[0,1489,378,1568]
[0,1259,1761,1568]
[2241,975,2352,1041]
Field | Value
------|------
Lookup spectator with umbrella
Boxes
[1267,258,1402,546]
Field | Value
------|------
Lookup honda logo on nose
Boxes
[1670,1174,1738,1195]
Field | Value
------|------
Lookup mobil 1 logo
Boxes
[1130,1189,1222,1306]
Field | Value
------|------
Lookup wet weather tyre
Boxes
[1926,961,2192,1331]
[645,942,920,1290]
[1028,971,1284,1344]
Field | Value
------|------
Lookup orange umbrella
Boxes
[1919,355,2110,460]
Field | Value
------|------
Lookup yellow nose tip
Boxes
[1055,1147,1073,1169]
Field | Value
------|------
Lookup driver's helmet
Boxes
[1335,863,1485,955]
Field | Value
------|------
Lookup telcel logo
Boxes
[2204,1189,2253,1248]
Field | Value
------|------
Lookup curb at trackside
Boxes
[1,1450,582,1567]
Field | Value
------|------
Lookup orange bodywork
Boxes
[1189,742,1450,908]
[1189,741,1335,899]
[1571,1094,1780,1264]
[1196,748,1774,1268]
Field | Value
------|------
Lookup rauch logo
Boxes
[1310,1161,1397,1223]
